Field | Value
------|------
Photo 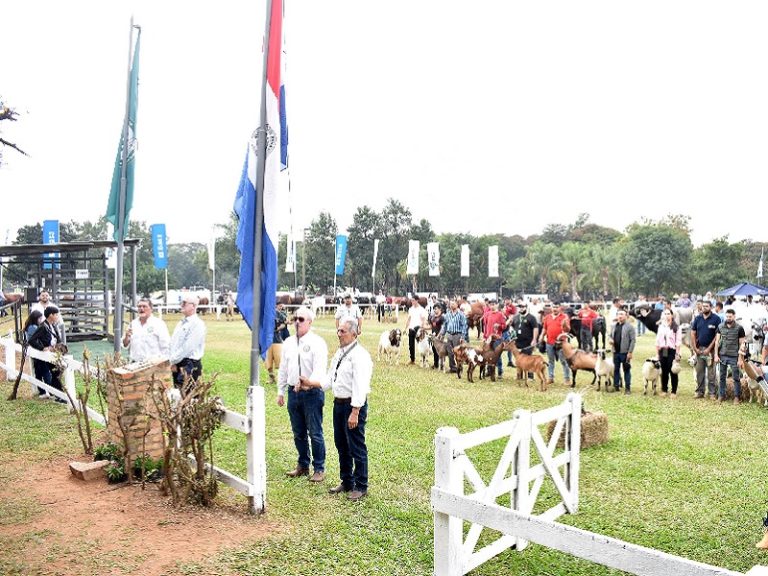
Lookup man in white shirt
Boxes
[122,298,171,363]
[375,291,387,322]
[335,293,363,334]
[278,306,329,482]
[31,290,66,345]
[404,297,428,365]
[169,294,207,391]
[320,316,372,501]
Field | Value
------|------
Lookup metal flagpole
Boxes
[113,17,136,353]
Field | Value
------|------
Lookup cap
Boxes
[182,294,199,306]
[44,305,59,318]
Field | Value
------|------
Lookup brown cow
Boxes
[466,302,485,340]
[197,297,210,315]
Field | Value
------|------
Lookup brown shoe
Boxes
[308,471,326,482]
[285,466,309,478]
[348,490,367,501]
[328,483,352,494]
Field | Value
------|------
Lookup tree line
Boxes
[3,202,764,301]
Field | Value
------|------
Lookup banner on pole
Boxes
[461,244,470,277]
[335,235,348,275]
[372,239,379,279]
[758,248,764,280]
[42,219,60,270]
[427,242,440,277]
[285,231,296,273]
[406,240,420,275]
[207,234,216,272]
[150,223,168,270]
[488,245,499,278]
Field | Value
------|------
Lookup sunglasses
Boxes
[337,329,348,334]
[295,317,307,323]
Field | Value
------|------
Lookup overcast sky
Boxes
[2,1,768,248]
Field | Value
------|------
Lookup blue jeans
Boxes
[333,401,368,492]
[613,352,632,390]
[287,387,326,472]
[719,355,741,399]
[493,337,505,376]
[546,343,571,381]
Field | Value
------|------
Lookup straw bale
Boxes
[546,411,608,449]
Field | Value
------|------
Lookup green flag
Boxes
[106,29,141,241]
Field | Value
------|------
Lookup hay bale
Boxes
[546,411,609,449]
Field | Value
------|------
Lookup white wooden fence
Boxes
[0,335,267,514]
[431,392,767,576]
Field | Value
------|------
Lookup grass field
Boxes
[2,312,768,575]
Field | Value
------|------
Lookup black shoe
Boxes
[624,389,631,395]
[507,361,514,367]
[328,484,352,494]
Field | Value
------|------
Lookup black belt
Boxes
[334,397,352,405]
[448,332,461,335]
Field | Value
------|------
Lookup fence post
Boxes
[247,384,267,514]
[63,355,77,408]
[566,393,582,512]
[2,337,16,382]
[434,426,463,576]
[512,409,532,551]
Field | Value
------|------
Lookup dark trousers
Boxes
[580,326,593,352]
[377,304,385,322]
[333,400,368,492]
[34,360,62,395]
[287,387,326,472]
[613,352,631,390]
[173,358,202,388]
[659,348,678,393]
[408,328,418,362]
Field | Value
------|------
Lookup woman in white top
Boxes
[655,309,682,397]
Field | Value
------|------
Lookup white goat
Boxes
[415,328,431,368]
[642,358,661,395]
[594,349,614,391]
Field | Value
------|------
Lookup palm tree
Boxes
[527,242,560,295]
[552,242,588,300]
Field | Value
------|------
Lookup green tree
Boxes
[347,206,379,291]
[621,224,693,296]
[689,237,747,294]
[551,241,588,300]
[377,199,413,294]
[305,212,337,293]
[527,241,561,295]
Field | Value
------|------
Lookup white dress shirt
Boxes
[169,314,206,365]
[126,315,171,362]
[277,330,329,397]
[323,340,372,408]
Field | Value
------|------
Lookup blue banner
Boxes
[42,219,59,270]
[150,223,168,269]
[335,235,348,275]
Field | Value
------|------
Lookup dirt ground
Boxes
[0,454,276,576]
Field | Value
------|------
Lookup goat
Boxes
[508,340,549,391]
[641,358,661,395]
[475,340,515,382]
[428,334,451,372]
[452,342,486,383]
[377,328,402,364]
[594,349,614,391]
[415,327,431,368]
[555,333,597,388]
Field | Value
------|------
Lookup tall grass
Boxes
[2,313,767,575]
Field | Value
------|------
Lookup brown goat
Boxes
[508,341,549,391]
[453,343,485,383]
[475,340,516,382]
[556,333,597,388]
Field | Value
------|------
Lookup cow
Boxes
[377,328,403,364]
[465,302,485,340]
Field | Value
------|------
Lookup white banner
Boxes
[488,245,499,278]
[461,244,470,277]
[285,232,296,273]
[372,239,379,278]
[427,242,440,276]
[406,240,420,275]
[207,236,216,271]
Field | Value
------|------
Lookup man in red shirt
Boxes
[576,303,599,352]
[483,300,507,378]
[539,303,572,385]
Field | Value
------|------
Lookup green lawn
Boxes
[2,313,768,575]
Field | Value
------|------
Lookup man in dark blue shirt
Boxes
[690,300,720,398]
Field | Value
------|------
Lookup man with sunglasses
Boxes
[169,294,206,390]
[278,306,329,483]
[122,298,170,363]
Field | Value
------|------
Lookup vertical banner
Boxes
[150,223,168,270]
[406,240,420,275]
[758,247,764,280]
[207,234,216,272]
[461,244,470,277]
[285,231,296,273]
[42,219,60,270]
[427,242,440,277]
[335,235,348,275]
[488,245,499,278]
[372,239,379,279]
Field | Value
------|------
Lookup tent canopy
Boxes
[716,282,768,297]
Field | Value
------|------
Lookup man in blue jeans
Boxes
[277,306,329,483]
[610,309,636,394]
[714,308,746,404]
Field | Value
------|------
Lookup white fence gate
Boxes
[0,336,266,514]
[431,393,767,576]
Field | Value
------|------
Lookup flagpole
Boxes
[113,18,136,353]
